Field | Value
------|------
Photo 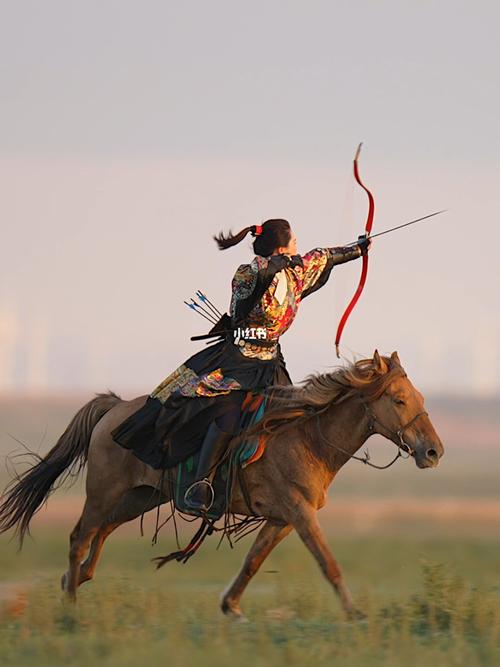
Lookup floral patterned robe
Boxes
[150,246,361,402]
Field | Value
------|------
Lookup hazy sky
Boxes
[1,1,499,395]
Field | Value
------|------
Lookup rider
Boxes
[112,219,370,511]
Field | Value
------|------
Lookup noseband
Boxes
[314,404,428,471]
[365,404,428,457]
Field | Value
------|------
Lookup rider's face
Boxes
[272,229,297,257]
[283,231,297,255]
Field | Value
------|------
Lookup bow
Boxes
[334,143,375,358]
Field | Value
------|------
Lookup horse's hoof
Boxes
[228,610,249,623]
[61,577,77,602]
[235,614,249,623]
[346,607,367,623]
[221,598,247,622]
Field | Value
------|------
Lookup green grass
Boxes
[1,530,499,667]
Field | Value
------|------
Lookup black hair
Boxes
[213,219,291,257]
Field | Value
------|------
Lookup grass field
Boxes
[0,394,499,666]
[1,520,499,666]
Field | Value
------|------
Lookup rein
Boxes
[314,405,428,471]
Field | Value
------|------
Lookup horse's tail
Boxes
[0,391,122,545]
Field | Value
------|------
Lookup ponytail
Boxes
[213,226,257,250]
[213,219,291,257]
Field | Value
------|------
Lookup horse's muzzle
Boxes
[414,442,443,468]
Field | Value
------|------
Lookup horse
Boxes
[0,350,444,619]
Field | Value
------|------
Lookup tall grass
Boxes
[0,532,498,666]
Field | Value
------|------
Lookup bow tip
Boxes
[355,142,363,161]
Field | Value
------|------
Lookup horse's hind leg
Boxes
[62,480,135,598]
[221,520,292,620]
[77,523,118,586]
[63,500,103,600]
[77,486,167,587]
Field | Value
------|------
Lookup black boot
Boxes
[184,422,233,513]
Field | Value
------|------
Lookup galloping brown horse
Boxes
[0,351,443,618]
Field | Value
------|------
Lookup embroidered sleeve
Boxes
[300,246,362,299]
[300,248,332,294]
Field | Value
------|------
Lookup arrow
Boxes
[346,209,447,245]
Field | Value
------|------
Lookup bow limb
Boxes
[334,143,375,358]
[353,143,375,235]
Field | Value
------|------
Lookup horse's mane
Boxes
[244,354,405,441]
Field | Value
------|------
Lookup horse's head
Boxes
[368,350,444,469]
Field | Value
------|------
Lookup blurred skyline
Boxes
[1,1,499,395]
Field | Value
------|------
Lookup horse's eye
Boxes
[394,398,406,406]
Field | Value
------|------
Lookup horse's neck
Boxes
[315,398,370,473]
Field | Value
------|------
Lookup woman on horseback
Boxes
[112,218,370,511]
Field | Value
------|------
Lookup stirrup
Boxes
[183,479,215,512]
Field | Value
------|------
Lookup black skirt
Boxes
[111,338,292,469]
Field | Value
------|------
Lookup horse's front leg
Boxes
[221,519,292,620]
[291,504,358,617]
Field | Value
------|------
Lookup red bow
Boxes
[335,143,375,358]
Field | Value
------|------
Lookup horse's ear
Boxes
[373,349,388,374]
[390,351,401,366]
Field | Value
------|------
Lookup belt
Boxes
[228,334,278,349]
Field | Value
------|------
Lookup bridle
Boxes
[314,403,428,471]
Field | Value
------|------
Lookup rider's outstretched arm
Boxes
[300,243,366,300]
